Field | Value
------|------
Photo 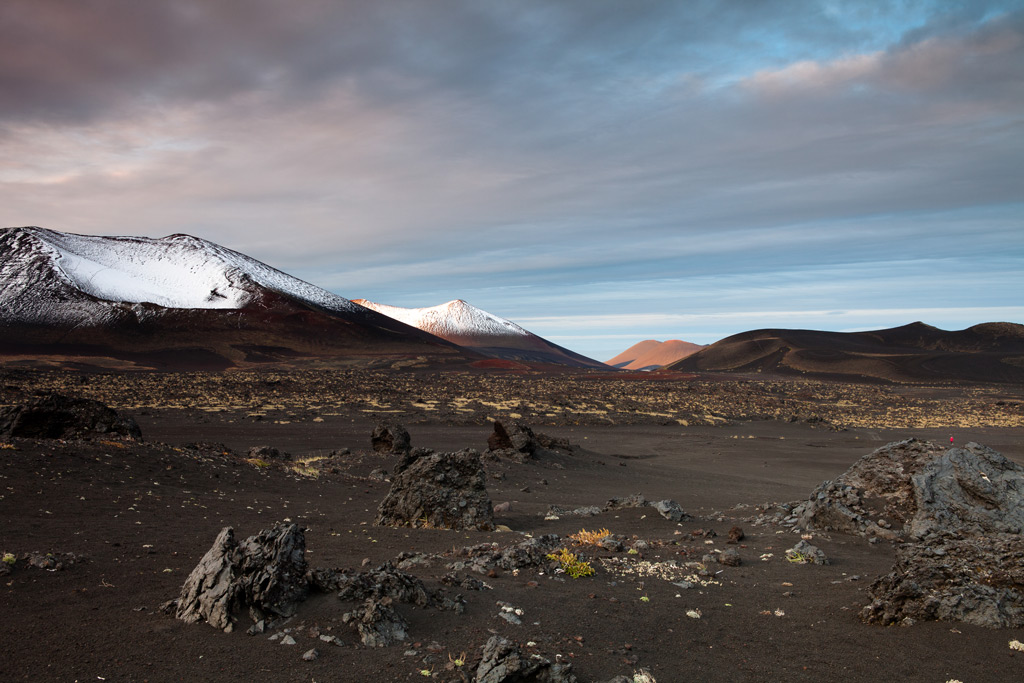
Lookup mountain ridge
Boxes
[667,322,1024,384]
[0,227,470,370]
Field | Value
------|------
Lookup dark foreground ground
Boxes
[1,370,1023,682]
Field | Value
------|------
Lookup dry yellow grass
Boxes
[570,527,611,546]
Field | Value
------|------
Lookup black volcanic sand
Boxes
[2,373,1024,682]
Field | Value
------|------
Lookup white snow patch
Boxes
[4,227,359,313]
[354,299,531,340]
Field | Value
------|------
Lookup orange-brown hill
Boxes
[606,339,704,371]
[666,322,1024,384]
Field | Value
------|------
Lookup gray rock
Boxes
[908,442,1024,540]
[475,635,577,683]
[785,540,829,565]
[600,537,624,552]
[717,548,741,566]
[319,634,344,646]
[24,551,84,571]
[862,534,1024,628]
[175,523,309,632]
[604,493,647,510]
[497,611,521,625]
[302,648,319,661]
[376,449,494,530]
[654,499,689,522]
[546,504,602,518]
[342,597,408,647]
[487,421,537,457]
[791,439,1024,541]
[313,562,435,608]
[371,422,411,455]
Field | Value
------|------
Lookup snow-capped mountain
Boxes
[351,299,530,344]
[0,227,467,369]
[353,298,607,369]
[0,226,361,326]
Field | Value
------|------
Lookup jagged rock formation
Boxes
[371,422,411,455]
[476,635,578,683]
[375,449,494,530]
[485,421,575,462]
[862,535,1024,628]
[174,523,309,632]
[446,535,563,574]
[312,562,435,608]
[791,439,1024,628]
[793,439,1024,540]
[342,597,409,647]
[0,392,141,440]
[601,493,690,522]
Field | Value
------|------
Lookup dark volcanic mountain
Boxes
[353,298,608,369]
[0,227,472,370]
[667,322,1024,383]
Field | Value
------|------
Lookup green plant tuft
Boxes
[546,548,595,578]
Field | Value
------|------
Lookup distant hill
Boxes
[666,322,1024,384]
[353,299,608,369]
[606,339,704,371]
[0,226,472,370]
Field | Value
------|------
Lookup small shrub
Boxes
[570,527,611,546]
[246,458,271,469]
[547,548,595,578]
[2,552,16,565]
[785,550,812,564]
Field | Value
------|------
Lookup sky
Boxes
[2,0,1022,361]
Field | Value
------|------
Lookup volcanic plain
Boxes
[1,367,1023,682]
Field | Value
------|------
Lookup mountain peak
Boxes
[355,298,607,369]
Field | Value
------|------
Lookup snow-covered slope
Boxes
[353,298,607,368]
[0,226,471,369]
[352,299,531,343]
[0,226,359,326]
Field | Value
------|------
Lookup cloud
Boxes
[742,10,1024,99]
[1,1,1021,360]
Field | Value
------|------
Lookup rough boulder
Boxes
[862,535,1024,628]
[371,422,411,455]
[485,421,574,462]
[791,439,1024,628]
[793,439,1024,540]
[0,392,141,440]
[375,449,494,530]
[175,523,309,632]
[476,635,578,683]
